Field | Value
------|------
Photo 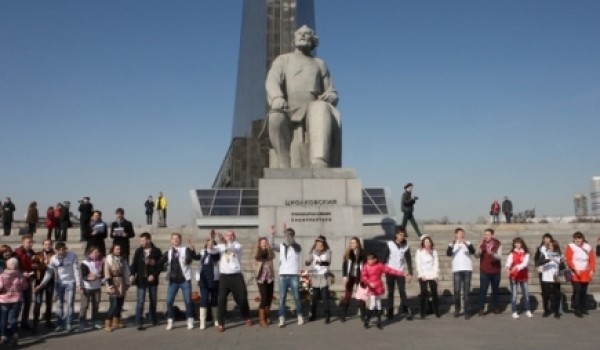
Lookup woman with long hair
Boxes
[505,237,532,319]
[340,237,364,322]
[538,240,562,318]
[305,235,332,323]
[253,236,275,327]
[533,233,554,315]
[103,244,130,331]
[416,236,440,318]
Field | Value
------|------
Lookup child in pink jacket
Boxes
[0,258,29,346]
[360,252,402,329]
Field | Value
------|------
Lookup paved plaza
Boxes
[14,310,600,350]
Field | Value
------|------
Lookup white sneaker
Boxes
[511,312,519,319]
[278,316,285,328]
[297,315,304,325]
[525,311,533,318]
[166,319,173,330]
[187,318,194,330]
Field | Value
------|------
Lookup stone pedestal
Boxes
[259,168,363,260]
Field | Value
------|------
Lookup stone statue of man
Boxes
[266,25,341,168]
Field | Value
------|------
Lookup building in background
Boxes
[574,193,588,218]
[213,0,315,188]
[591,176,600,216]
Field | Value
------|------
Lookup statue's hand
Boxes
[271,97,288,110]
[319,92,338,105]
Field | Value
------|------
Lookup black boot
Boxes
[376,310,383,329]
[404,305,414,320]
[363,310,371,329]
[309,301,317,321]
[341,302,348,322]
[419,295,427,319]
[324,311,330,324]
[359,301,366,321]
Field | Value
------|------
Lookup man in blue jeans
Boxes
[271,226,304,327]
[35,242,80,333]
[130,232,162,330]
[446,227,476,319]
[156,233,194,330]
[476,228,502,315]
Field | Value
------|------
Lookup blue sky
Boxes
[1,0,599,227]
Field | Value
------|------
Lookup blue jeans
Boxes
[107,296,124,318]
[135,285,158,325]
[278,275,303,317]
[453,271,472,312]
[478,272,500,311]
[55,282,75,327]
[510,280,530,312]
[0,302,22,337]
[166,280,192,319]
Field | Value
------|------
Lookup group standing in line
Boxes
[0,225,598,345]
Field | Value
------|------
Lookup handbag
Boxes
[554,269,572,284]
[354,283,369,301]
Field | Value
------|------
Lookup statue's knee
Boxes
[309,100,329,115]
[268,112,287,127]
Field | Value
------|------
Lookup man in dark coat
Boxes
[2,197,16,236]
[401,183,422,238]
[502,196,513,224]
[129,232,162,329]
[110,208,135,263]
[78,197,94,241]
[58,202,72,241]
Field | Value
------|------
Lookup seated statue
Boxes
[265,25,341,168]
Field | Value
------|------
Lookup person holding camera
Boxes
[401,182,422,238]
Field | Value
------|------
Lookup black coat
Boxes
[87,219,107,257]
[2,202,15,223]
[110,219,135,259]
[59,206,72,229]
[78,202,94,224]
[401,190,416,213]
[130,243,163,286]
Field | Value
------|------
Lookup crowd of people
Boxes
[0,194,168,242]
[0,221,598,345]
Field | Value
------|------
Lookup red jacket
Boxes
[506,250,529,282]
[361,262,402,296]
[45,208,56,229]
[14,247,36,274]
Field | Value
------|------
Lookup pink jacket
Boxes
[0,270,29,304]
[361,262,402,296]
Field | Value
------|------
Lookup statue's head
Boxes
[294,25,319,51]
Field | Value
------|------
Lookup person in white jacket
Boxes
[415,236,440,318]
[211,230,252,332]
[35,242,80,333]
[446,228,476,319]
